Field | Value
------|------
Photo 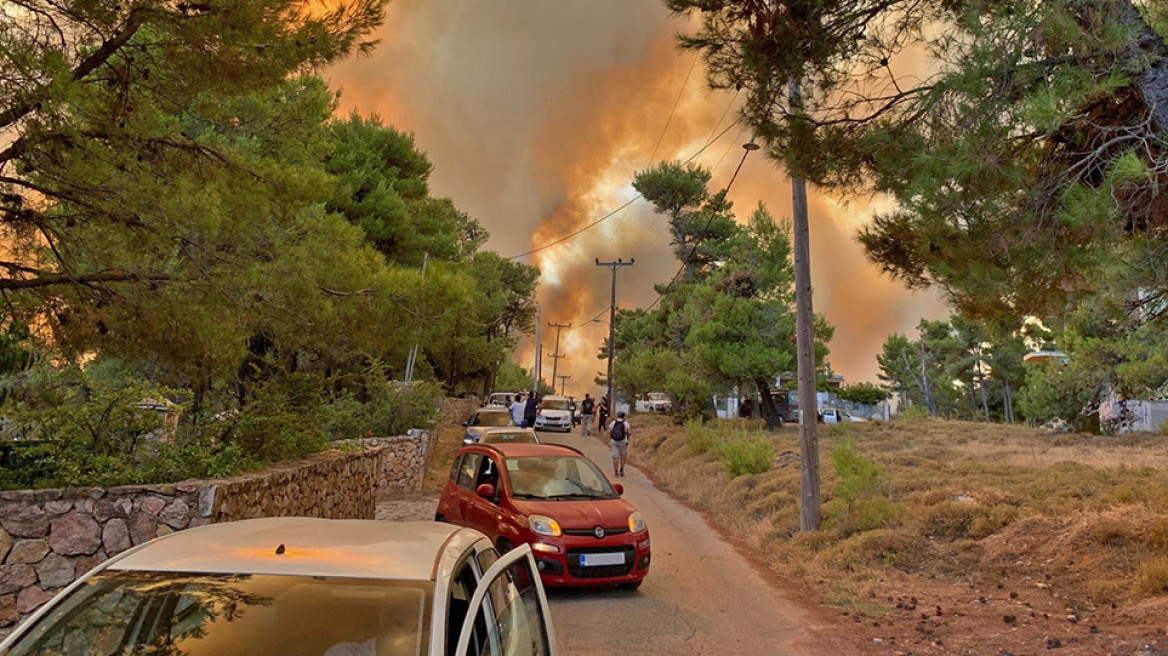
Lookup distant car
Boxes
[480,427,540,444]
[0,517,557,656]
[462,406,514,444]
[534,395,573,432]
[821,408,865,424]
[486,391,518,407]
[437,443,650,589]
[635,392,672,413]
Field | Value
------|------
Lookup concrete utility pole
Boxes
[533,305,541,393]
[547,321,571,387]
[557,374,570,396]
[595,258,634,411]
[404,252,429,382]
[790,81,821,532]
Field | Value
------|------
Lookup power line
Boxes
[606,53,700,244]
[505,121,738,261]
[644,139,757,312]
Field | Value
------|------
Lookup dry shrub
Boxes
[817,529,922,573]
[1139,556,1168,594]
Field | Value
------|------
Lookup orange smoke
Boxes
[325,1,948,395]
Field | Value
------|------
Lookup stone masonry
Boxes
[0,433,430,631]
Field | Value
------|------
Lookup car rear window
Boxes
[474,411,511,427]
[2,571,433,656]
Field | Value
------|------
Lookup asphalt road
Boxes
[537,426,838,656]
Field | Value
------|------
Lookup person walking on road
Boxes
[523,393,540,430]
[608,410,631,477]
[510,394,525,425]
[580,394,596,436]
[598,395,610,428]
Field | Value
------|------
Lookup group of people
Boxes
[505,392,541,428]
[502,391,631,479]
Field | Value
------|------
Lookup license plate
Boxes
[580,552,625,567]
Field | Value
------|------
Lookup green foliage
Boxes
[828,431,895,535]
[684,419,717,456]
[836,382,888,406]
[709,432,773,477]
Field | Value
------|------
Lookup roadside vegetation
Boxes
[638,414,1168,614]
[0,2,536,490]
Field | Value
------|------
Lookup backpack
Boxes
[610,420,628,442]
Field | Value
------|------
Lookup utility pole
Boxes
[557,374,570,396]
[595,258,634,412]
[404,252,429,382]
[790,81,821,532]
[532,305,541,393]
[547,321,571,387]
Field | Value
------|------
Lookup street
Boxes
[535,427,841,656]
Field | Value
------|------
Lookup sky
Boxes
[326,0,950,395]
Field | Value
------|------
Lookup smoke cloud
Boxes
[326,0,948,396]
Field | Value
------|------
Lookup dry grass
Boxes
[637,415,1168,613]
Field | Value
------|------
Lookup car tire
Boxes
[619,580,643,591]
[434,514,445,522]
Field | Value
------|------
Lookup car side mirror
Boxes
[476,483,496,499]
[613,483,624,496]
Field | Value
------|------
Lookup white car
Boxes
[635,392,672,413]
[0,518,557,656]
[821,408,865,424]
[534,395,573,432]
[486,392,518,407]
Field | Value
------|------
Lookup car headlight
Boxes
[628,512,646,533]
[529,514,562,537]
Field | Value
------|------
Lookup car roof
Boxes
[480,427,535,434]
[476,406,510,413]
[476,443,583,458]
[542,395,569,401]
[110,518,483,581]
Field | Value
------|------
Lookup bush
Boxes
[827,433,896,535]
[223,372,329,463]
[684,420,717,456]
[709,430,773,477]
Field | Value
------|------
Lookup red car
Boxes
[437,443,651,589]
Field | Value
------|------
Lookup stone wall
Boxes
[0,433,431,632]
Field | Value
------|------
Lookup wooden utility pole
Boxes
[595,258,634,410]
[548,321,571,386]
[557,374,570,396]
[790,81,821,532]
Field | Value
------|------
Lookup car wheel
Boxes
[497,538,514,555]
[434,514,445,522]
[619,580,643,591]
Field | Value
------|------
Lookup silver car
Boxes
[0,518,556,656]
[463,407,515,444]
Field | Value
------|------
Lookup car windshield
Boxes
[481,431,537,444]
[2,571,433,656]
[648,393,667,401]
[505,456,617,500]
[473,411,511,427]
[541,399,570,411]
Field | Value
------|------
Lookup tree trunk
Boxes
[1111,1,1168,133]
[976,359,990,422]
[1003,378,1014,424]
[756,377,783,430]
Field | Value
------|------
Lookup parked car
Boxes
[821,408,865,424]
[486,391,518,407]
[0,517,557,656]
[534,395,573,432]
[437,443,651,589]
[480,427,540,444]
[634,392,672,413]
[462,406,514,444]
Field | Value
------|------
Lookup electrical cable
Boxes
[605,54,700,244]
[505,120,738,261]
[643,141,756,312]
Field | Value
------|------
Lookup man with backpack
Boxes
[608,410,631,477]
[580,394,596,436]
